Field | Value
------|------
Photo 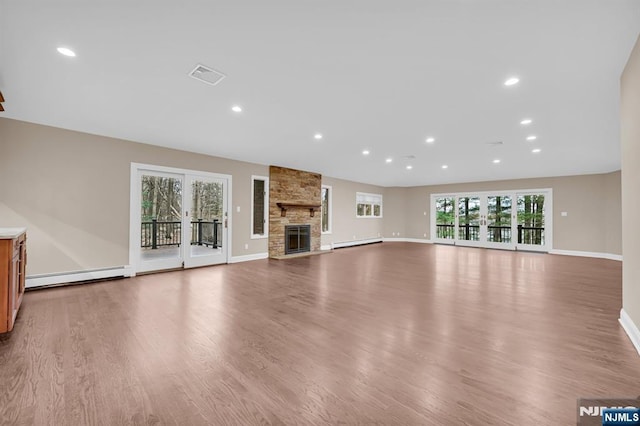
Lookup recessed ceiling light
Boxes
[532,148,541,153]
[426,137,435,143]
[493,159,501,164]
[406,165,413,170]
[362,150,370,155]
[520,119,532,125]
[314,133,323,140]
[385,158,393,163]
[504,77,520,86]
[526,135,537,141]
[231,105,243,113]
[57,47,76,57]
[442,165,448,169]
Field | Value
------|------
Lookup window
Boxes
[251,176,269,238]
[356,192,383,218]
[321,185,332,234]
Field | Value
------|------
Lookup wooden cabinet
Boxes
[1,228,26,333]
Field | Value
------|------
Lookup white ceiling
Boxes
[1,0,639,187]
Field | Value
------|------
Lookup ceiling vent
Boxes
[485,141,504,146]
[189,64,226,86]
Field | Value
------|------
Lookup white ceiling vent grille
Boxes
[189,64,226,86]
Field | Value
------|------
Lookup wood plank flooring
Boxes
[1,243,639,425]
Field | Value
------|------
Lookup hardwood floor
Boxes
[1,243,638,425]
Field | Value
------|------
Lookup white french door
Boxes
[484,194,514,250]
[130,163,231,274]
[514,192,549,252]
[431,189,551,252]
[455,195,484,248]
[136,170,185,272]
[184,174,228,268]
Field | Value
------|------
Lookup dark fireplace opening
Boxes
[285,225,311,255]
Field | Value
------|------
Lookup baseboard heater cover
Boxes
[26,265,133,289]
[332,238,383,249]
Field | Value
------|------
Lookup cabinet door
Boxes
[7,252,19,331]
[18,239,26,294]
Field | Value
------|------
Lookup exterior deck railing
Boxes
[517,225,545,245]
[435,224,544,244]
[141,219,222,249]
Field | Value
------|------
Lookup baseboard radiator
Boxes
[332,238,383,249]
[26,266,132,289]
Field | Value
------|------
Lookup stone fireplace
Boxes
[269,166,321,258]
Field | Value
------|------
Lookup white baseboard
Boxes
[332,238,383,249]
[228,252,269,263]
[320,244,332,251]
[26,265,133,289]
[619,308,640,357]
[383,237,432,244]
[549,249,622,261]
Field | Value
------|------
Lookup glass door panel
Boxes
[486,195,514,249]
[139,172,184,272]
[184,176,228,268]
[431,190,550,252]
[516,194,546,250]
[434,196,455,242]
[457,196,481,246]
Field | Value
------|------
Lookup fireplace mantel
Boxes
[276,203,321,217]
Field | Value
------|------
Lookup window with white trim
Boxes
[356,192,383,218]
[251,176,269,238]
[321,185,332,233]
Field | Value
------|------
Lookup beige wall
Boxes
[320,176,385,247]
[317,171,622,254]
[604,170,623,256]
[0,118,269,275]
[382,187,409,238]
[399,172,622,254]
[0,117,624,278]
[621,35,640,328]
